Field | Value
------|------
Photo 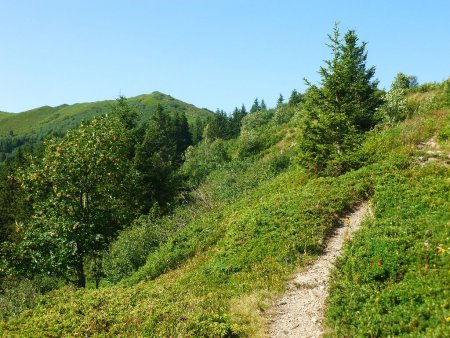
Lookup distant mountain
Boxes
[0,91,212,137]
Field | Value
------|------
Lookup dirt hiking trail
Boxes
[266,202,370,338]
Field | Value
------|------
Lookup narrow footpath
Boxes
[267,202,370,338]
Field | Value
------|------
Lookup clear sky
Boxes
[1,0,449,113]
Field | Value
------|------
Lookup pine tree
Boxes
[112,96,139,130]
[288,89,302,106]
[231,105,247,137]
[260,99,267,111]
[134,104,178,211]
[191,117,205,144]
[250,98,260,113]
[173,111,193,163]
[299,24,381,175]
[204,110,231,141]
[277,94,284,106]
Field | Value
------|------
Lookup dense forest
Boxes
[1,26,449,337]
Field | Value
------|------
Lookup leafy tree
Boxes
[0,153,32,245]
[378,73,413,125]
[391,72,418,90]
[299,24,381,175]
[15,115,136,287]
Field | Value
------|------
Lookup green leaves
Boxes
[16,115,137,286]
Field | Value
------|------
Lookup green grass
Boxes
[0,112,13,122]
[325,163,450,337]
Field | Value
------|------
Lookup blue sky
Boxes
[1,0,449,113]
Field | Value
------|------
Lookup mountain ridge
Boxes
[0,91,212,137]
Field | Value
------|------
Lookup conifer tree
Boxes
[191,117,205,144]
[230,105,247,137]
[277,94,284,106]
[204,110,231,141]
[260,99,267,111]
[288,89,303,106]
[250,98,260,113]
[299,24,380,175]
[134,104,178,211]
[173,111,193,164]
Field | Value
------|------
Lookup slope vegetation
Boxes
[1,84,448,337]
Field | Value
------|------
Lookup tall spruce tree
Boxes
[250,98,260,113]
[173,111,193,164]
[134,104,178,211]
[260,99,267,111]
[191,117,205,144]
[277,94,284,107]
[299,24,381,175]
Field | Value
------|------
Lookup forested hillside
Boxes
[1,26,449,337]
[0,91,212,164]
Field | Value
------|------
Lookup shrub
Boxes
[103,212,179,283]
[378,87,409,124]
[181,139,231,187]
[240,109,274,132]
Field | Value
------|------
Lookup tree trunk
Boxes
[76,258,86,288]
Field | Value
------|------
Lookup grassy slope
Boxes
[1,87,448,337]
[0,91,211,137]
[0,112,13,122]
[325,114,450,336]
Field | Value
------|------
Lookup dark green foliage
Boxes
[277,94,284,106]
[250,98,261,113]
[0,152,32,245]
[230,105,248,137]
[203,110,233,141]
[191,116,205,144]
[260,99,267,111]
[299,25,381,175]
[112,95,139,130]
[134,105,179,211]
[288,89,302,106]
[173,111,193,164]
